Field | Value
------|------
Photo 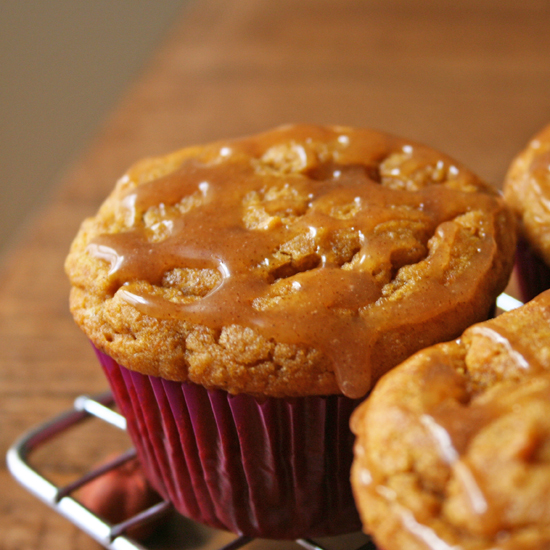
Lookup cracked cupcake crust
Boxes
[351,290,550,550]
[65,124,516,397]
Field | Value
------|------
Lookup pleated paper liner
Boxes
[514,237,550,303]
[95,348,363,540]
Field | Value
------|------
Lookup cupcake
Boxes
[504,123,550,302]
[351,290,550,550]
[65,124,515,539]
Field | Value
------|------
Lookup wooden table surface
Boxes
[2,1,550,548]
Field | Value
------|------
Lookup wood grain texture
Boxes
[1,0,550,548]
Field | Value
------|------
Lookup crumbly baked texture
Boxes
[504,124,550,265]
[351,290,550,550]
[66,124,516,398]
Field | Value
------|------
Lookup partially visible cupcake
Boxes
[351,290,550,550]
[504,124,550,302]
[66,124,516,539]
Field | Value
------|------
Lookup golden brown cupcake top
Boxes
[351,290,550,550]
[66,124,515,398]
[504,123,550,265]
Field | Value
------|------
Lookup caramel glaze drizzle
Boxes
[361,321,549,545]
[88,125,504,398]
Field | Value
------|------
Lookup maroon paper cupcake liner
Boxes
[95,348,363,539]
[514,237,550,303]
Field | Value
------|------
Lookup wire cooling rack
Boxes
[6,392,374,550]
[7,293,523,550]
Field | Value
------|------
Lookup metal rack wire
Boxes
[7,293,522,549]
[6,392,374,550]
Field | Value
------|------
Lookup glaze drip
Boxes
[86,125,507,397]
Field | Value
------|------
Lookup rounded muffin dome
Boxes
[504,123,550,266]
[351,290,550,550]
[66,124,516,398]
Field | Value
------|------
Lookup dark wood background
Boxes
[2,1,550,548]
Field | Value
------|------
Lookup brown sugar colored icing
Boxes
[351,290,550,550]
[66,124,515,398]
